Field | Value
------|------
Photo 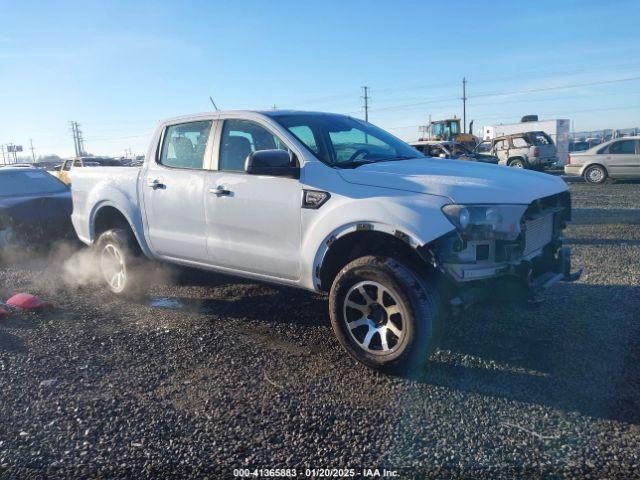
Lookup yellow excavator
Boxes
[423,117,478,150]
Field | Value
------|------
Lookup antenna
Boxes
[209,96,219,111]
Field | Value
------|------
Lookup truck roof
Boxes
[159,110,356,124]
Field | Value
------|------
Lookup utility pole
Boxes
[29,139,36,163]
[8,143,16,163]
[462,77,467,134]
[71,121,79,157]
[361,86,370,122]
[70,121,86,157]
[76,122,86,156]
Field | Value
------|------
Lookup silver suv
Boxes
[475,131,556,169]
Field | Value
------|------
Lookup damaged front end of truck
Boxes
[424,191,583,310]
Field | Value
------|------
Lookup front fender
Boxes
[300,191,455,290]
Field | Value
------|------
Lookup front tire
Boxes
[329,256,440,372]
[95,228,141,295]
[583,164,607,184]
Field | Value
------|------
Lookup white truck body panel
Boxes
[483,119,571,166]
[70,110,570,293]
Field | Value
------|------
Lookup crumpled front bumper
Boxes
[528,246,582,290]
[447,246,583,311]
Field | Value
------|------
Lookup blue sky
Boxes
[1,0,639,158]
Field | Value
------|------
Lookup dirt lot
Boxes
[1,181,639,479]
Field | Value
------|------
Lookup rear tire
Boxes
[583,164,607,184]
[508,157,525,168]
[94,228,142,295]
[329,256,441,373]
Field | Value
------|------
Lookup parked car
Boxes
[564,136,640,184]
[0,166,73,251]
[474,131,556,169]
[410,140,498,164]
[56,157,123,184]
[70,110,580,372]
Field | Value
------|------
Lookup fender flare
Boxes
[310,221,426,290]
[89,200,154,258]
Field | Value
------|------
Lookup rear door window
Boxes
[512,137,529,148]
[609,140,636,154]
[159,120,213,169]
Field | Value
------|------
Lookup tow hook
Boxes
[528,247,582,300]
[558,247,583,282]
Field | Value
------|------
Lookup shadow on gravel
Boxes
[0,329,27,353]
[572,208,640,225]
[418,283,640,424]
[144,287,328,328]
[146,270,640,424]
[565,237,640,246]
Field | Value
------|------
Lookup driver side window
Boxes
[475,141,491,153]
[219,119,288,172]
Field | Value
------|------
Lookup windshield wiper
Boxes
[335,155,418,169]
[374,155,417,162]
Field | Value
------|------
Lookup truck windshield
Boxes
[273,114,421,167]
[0,170,68,197]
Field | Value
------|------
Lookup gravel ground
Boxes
[0,181,639,479]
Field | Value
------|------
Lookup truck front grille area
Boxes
[523,213,554,257]
[433,191,571,267]
[525,191,571,221]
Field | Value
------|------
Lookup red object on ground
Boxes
[6,293,53,312]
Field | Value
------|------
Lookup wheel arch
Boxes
[90,202,152,258]
[582,162,608,176]
[314,225,431,293]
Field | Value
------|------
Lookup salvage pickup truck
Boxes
[70,110,581,371]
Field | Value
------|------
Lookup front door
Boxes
[142,119,213,261]
[205,118,302,280]
[494,139,510,164]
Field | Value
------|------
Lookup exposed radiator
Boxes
[523,214,554,256]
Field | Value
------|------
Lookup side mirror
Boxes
[245,150,299,178]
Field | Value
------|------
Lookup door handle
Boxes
[147,179,165,189]
[209,186,231,197]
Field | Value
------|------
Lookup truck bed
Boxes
[70,166,141,245]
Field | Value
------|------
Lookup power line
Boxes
[469,75,640,100]
[363,75,640,114]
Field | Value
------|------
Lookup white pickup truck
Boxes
[71,110,581,371]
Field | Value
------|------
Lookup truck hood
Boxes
[337,158,567,204]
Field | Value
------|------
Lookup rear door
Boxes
[141,119,214,261]
[604,139,640,177]
[204,117,302,280]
